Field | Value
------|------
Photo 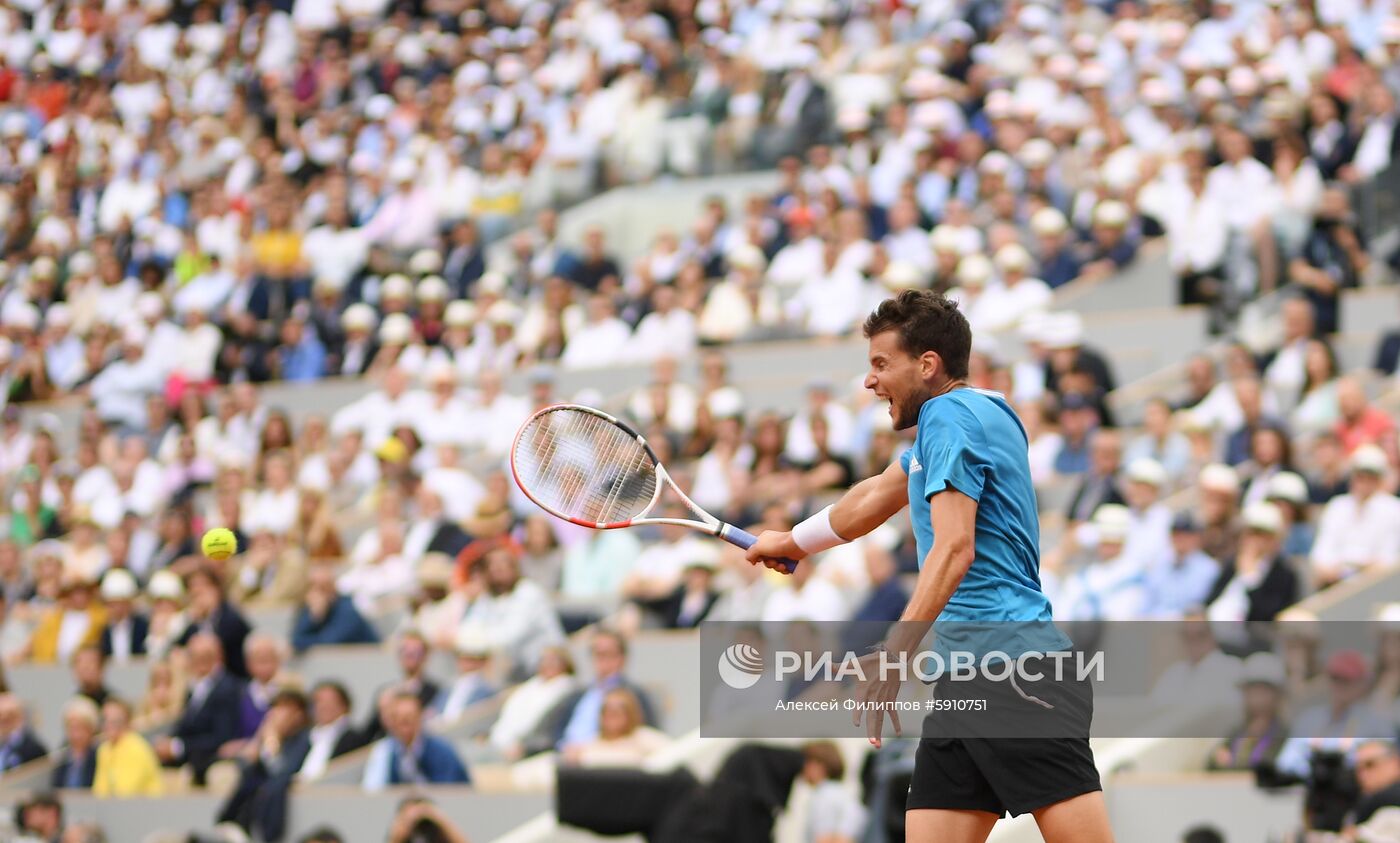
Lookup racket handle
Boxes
[719,524,799,574]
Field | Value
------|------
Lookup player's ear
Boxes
[919,350,942,380]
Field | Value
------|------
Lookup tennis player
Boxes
[746,290,1113,842]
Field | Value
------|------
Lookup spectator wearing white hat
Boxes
[1030,208,1085,290]
[1120,457,1174,568]
[1264,471,1317,560]
[1208,652,1289,771]
[1199,462,1244,564]
[97,569,147,665]
[359,158,439,254]
[561,294,633,371]
[1205,502,1299,624]
[1311,445,1400,587]
[975,243,1052,334]
[1049,504,1149,621]
[698,244,781,343]
[86,325,163,433]
[336,304,379,377]
[1078,200,1139,283]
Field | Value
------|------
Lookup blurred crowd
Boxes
[1,0,1400,838]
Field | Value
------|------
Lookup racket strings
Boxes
[515,409,658,525]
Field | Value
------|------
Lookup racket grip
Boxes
[719,524,799,574]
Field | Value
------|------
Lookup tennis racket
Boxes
[510,404,798,573]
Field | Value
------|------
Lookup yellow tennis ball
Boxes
[201,528,238,561]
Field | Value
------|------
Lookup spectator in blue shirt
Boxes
[1142,513,1221,618]
[362,692,470,790]
[1052,392,1100,476]
[276,314,327,382]
[292,565,379,654]
[1030,207,1084,289]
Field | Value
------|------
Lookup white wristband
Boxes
[792,505,846,555]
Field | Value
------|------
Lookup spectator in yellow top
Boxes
[94,698,164,798]
[27,573,107,664]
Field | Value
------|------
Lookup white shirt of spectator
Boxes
[1311,491,1400,580]
[785,402,855,463]
[973,277,1052,335]
[628,307,698,363]
[561,314,632,371]
[766,236,826,292]
[761,576,848,623]
[1148,648,1243,709]
[302,225,369,291]
[488,673,578,754]
[1050,553,1148,621]
[627,382,699,436]
[299,717,351,782]
[1206,156,1276,231]
[456,579,565,675]
[789,267,869,337]
[806,779,868,843]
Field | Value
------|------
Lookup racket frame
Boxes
[510,403,731,536]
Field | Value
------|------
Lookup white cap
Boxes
[1239,652,1286,687]
[1265,471,1309,505]
[137,291,164,319]
[1352,444,1389,475]
[993,243,1032,273]
[930,224,963,253]
[379,312,414,345]
[1077,63,1110,88]
[728,243,767,271]
[1042,311,1083,349]
[453,627,493,656]
[343,303,377,332]
[1019,138,1055,169]
[978,150,1014,175]
[45,303,71,329]
[881,261,924,290]
[100,568,139,601]
[1125,457,1167,487]
[1030,207,1069,236]
[1199,463,1240,494]
[486,300,522,326]
[425,359,456,384]
[381,274,413,300]
[30,257,57,280]
[148,569,185,600]
[1193,76,1227,102]
[417,276,449,302]
[121,323,149,346]
[388,157,417,183]
[444,300,477,327]
[707,386,745,419]
[1242,501,1284,534]
[4,302,39,331]
[1226,66,1259,97]
[1093,200,1131,228]
[956,254,994,288]
[1141,77,1174,106]
[477,271,508,295]
[408,249,443,275]
[1092,503,1132,542]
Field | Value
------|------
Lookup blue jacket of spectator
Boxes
[292,596,379,653]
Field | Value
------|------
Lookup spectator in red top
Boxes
[1334,376,1398,459]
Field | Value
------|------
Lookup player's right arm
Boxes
[745,459,908,570]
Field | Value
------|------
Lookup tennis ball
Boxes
[201,528,238,561]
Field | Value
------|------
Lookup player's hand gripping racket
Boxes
[511,404,798,573]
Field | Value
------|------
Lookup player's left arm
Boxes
[881,488,977,656]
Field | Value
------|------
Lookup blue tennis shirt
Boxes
[899,388,1057,626]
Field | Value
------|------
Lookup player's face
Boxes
[865,330,932,431]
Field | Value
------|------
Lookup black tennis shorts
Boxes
[906,663,1102,817]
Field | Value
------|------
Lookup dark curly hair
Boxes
[862,290,972,380]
